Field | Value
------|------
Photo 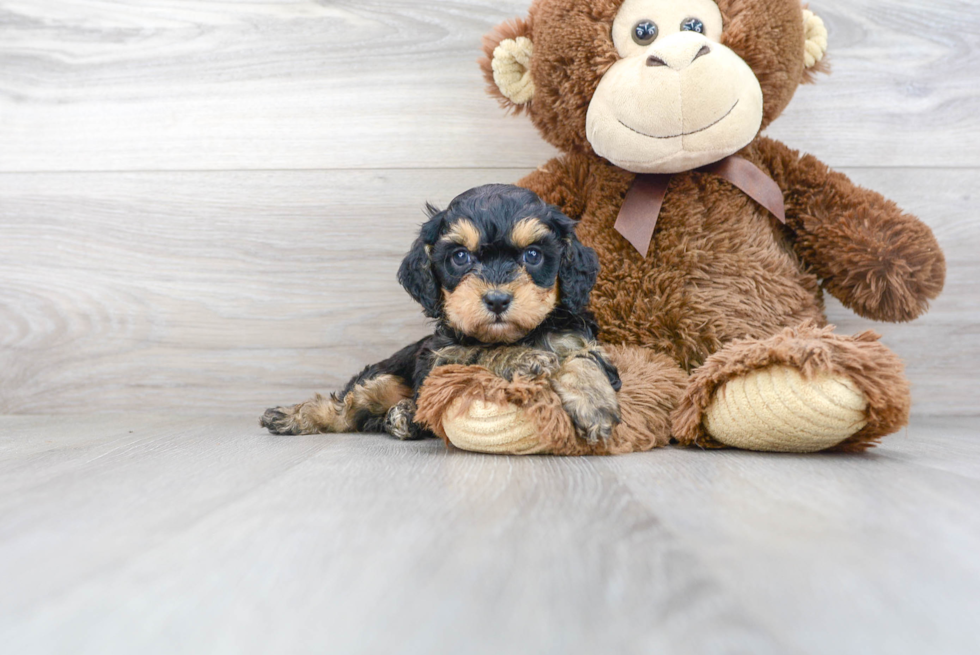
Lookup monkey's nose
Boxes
[646,44,711,70]
[483,290,513,315]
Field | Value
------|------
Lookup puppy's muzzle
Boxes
[482,290,513,316]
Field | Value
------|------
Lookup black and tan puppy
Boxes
[261,184,621,443]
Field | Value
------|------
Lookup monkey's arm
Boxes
[754,136,946,322]
[517,155,590,220]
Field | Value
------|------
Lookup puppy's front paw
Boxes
[511,350,561,380]
[551,357,621,444]
[568,400,620,444]
[261,406,301,435]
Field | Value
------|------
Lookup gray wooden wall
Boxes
[1,0,977,417]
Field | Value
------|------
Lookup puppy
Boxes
[261,184,621,443]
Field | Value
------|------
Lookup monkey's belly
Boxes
[585,208,826,365]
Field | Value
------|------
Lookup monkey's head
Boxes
[398,184,600,344]
[481,0,828,174]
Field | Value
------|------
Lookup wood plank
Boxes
[0,167,975,416]
[766,0,980,169]
[0,415,977,654]
[1,0,979,172]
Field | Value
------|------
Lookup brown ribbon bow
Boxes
[614,155,787,258]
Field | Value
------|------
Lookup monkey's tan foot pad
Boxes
[672,323,911,453]
[443,399,549,455]
[703,365,868,453]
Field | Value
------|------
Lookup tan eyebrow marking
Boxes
[510,217,551,248]
[439,219,481,252]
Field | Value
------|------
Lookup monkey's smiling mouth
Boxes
[618,100,739,140]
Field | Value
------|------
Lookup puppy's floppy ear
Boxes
[558,235,600,314]
[541,203,599,313]
[398,205,444,319]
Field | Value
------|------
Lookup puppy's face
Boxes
[433,214,560,343]
[398,185,600,344]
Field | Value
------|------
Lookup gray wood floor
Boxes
[0,415,978,655]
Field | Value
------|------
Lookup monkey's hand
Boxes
[757,136,945,322]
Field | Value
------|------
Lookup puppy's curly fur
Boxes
[261,184,621,443]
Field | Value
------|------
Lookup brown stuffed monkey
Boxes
[416,0,945,455]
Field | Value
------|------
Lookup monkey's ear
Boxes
[480,18,535,112]
[801,10,829,81]
[398,208,444,319]
[558,238,600,314]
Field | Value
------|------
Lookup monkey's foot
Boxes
[673,322,911,453]
[414,346,686,456]
[703,365,867,453]
[443,399,547,455]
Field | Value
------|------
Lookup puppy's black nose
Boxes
[483,290,513,315]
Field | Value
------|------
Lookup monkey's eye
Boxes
[451,250,473,267]
[632,20,659,46]
[523,247,543,266]
[681,18,705,34]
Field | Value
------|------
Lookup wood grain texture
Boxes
[0,1,977,415]
[0,414,977,655]
[1,0,979,172]
[0,168,505,414]
[0,167,975,416]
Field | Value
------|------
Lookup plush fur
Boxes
[435,0,946,454]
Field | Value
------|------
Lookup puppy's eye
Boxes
[523,248,543,266]
[681,18,705,34]
[451,250,473,268]
[632,20,658,46]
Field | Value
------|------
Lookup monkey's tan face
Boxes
[586,0,764,174]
